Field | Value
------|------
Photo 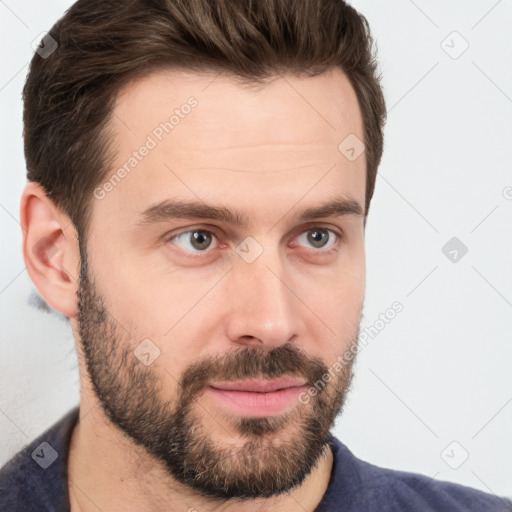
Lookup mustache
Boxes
[178,342,329,399]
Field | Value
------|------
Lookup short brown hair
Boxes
[23,0,386,238]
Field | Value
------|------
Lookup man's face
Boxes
[75,68,366,500]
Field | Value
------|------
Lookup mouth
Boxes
[206,376,309,417]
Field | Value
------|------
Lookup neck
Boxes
[67,400,333,512]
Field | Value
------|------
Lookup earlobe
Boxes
[20,182,80,318]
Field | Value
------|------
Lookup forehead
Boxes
[94,68,366,228]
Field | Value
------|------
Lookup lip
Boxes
[209,376,308,393]
[206,377,308,417]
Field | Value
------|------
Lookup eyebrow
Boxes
[136,196,364,228]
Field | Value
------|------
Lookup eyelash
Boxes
[165,226,342,257]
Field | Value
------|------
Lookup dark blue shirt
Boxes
[1,406,510,511]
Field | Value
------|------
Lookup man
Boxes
[0,0,510,511]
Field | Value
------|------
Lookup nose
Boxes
[224,247,301,350]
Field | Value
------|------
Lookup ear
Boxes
[20,181,81,318]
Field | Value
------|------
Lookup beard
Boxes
[76,238,360,501]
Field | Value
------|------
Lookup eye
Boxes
[169,229,218,253]
[167,226,340,255]
[294,227,339,251]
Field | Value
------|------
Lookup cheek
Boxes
[91,254,189,335]
[340,237,366,303]
[313,282,363,342]
[308,255,365,348]
[316,247,365,312]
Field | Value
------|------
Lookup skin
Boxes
[20,67,367,511]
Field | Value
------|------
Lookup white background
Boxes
[1,0,511,501]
